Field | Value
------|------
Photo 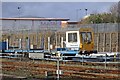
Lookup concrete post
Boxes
[110,33,112,52]
[57,58,60,80]
[56,32,57,48]
[116,33,118,52]
[27,38,30,50]
[105,53,107,69]
[61,37,63,48]
[103,33,105,52]
[19,39,22,49]
[6,39,9,50]
[48,37,50,51]
[97,33,99,52]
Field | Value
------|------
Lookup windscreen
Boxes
[68,33,77,42]
[81,32,92,43]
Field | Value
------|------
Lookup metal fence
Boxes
[1,23,120,52]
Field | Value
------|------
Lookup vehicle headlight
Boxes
[80,44,82,48]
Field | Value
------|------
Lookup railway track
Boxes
[1,58,120,80]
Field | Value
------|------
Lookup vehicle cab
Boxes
[66,28,96,54]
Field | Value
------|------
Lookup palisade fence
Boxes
[79,23,119,52]
[1,23,120,52]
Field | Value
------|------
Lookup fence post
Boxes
[61,37,63,48]
[57,58,60,80]
[105,53,107,69]
[48,37,50,51]
[109,33,112,52]
[6,38,9,50]
[103,33,105,52]
[56,32,57,48]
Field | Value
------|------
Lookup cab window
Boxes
[68,33,77,42]
[81,32,92,43]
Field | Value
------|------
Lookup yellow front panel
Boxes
[79,28,94,51]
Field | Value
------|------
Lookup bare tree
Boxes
[117,1,120,22]
[109,3,119,23]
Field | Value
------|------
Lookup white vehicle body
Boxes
[66,31,80,50]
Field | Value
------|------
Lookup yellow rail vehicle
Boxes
[66,28,97,55]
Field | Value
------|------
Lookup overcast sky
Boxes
[2,2,117,21]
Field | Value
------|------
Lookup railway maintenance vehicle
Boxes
[54,27,97,58]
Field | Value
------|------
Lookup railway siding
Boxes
[1,58,120,79]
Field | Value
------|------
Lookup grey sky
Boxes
[1,0,119,2]
[2,2,116,21]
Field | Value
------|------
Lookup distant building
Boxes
[0,17,69,49]
[61,21,78,28]
[0,17,69,32]
[61,21,68,28]
[67,21,78,28]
